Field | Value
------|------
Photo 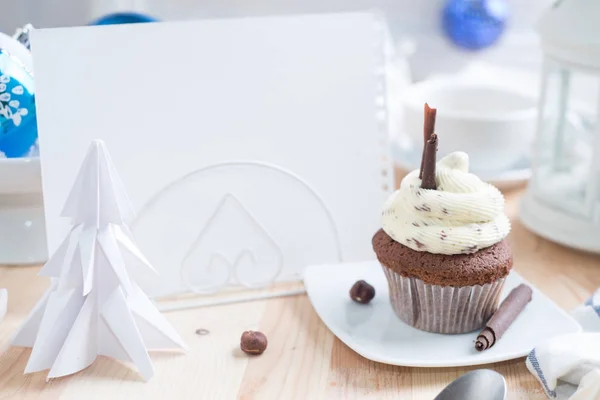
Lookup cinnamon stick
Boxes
[475,284,533,351]
[420,133,438,190]
[419,103,437,179]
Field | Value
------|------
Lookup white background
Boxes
[0,0,555,80]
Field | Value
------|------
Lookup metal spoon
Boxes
[434,369,507,400]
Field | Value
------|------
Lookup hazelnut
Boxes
[349,280,375,304]
[240,330,268,355]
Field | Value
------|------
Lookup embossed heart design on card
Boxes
[130,162,345,298]
[179,194,284,293]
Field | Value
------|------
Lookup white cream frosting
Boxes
[381,152,510,255]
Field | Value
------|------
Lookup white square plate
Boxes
[304,261,581,367]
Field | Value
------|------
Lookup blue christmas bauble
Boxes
[90,12,158,26]
[0,31,37,158]
[442,0,509,51]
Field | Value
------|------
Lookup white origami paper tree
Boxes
[12,139,187,381]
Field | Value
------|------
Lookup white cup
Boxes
[402,80,538,172]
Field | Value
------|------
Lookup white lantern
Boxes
[520,0,600,253]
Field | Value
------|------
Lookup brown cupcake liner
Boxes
[382,265,506,334]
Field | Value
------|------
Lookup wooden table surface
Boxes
[1,186,599,400]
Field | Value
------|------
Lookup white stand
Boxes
[520,192,600,254]
[0,158,47,265]
[12,140,187,381]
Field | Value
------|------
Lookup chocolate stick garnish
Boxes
[420,133,438,190]
[419,103,437,179]
[475,284,533,352]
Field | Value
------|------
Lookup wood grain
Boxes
[0,184,599,399]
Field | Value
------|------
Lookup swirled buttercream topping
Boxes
[381,152,510,255]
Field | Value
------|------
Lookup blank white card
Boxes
[32,12,393,297]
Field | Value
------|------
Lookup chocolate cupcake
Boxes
[373,111,512,333]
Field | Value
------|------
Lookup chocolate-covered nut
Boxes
[349,280,375,304]
[240,330,268,355]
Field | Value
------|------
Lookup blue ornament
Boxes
[442,0,509,51]
[0,26,37,158]
[90,12,158,26]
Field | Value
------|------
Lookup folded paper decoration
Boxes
[12,140,188,381]
[32,12,393,301]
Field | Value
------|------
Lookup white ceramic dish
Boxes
[0,157,47,265]
[304,260,581,368]
[390,139,531,190]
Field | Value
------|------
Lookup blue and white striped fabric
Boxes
[526,289,600,399]
[573,289,600,332]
